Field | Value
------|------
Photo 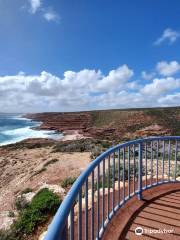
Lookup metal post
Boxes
[97,164,100,239]
[70,208,74,240]
[123,148,125,203]
[78,190,82,240]
[175,140,178,181]
[85,179,88,240]
[91,171,94,240]
[138,143,142,200]
[62,222,68,240]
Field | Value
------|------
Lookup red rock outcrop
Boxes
[26,112,92,131]
[25,110,163,140]
[134,124,170,137]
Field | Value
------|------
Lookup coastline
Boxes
[25,113,88,142]
[0,114,92,231]
[0,114,63,147]
[24,112,89,144]
[0,113,88,147]
[24,110,173,143]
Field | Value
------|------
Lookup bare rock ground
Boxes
[0,146,91,229]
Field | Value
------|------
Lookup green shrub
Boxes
[61,177,77,188]
[53,139,95,152]
[5,188,61,239]
[1,141,54,151]
[95,162,145,190]
[0,229,16,240]
[177,166,180,176]
[52,138,113,161]
[8,211,15,218]
[172,165,180,177]
[90,146,103,160]
[101,141,112,149]
[53,139,112,154]
[14,188,61,235]
[15,195,28,211]
[21,188,33,195]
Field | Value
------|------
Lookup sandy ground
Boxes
[0,145,91,226]
[61,130,87,141]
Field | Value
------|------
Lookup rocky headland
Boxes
[25,107,180,141]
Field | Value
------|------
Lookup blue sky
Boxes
[0,0,180,112]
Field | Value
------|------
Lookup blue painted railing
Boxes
[45,136,180,240]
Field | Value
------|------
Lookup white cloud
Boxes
[127,81,141,90]
[156,61,180,76]
[1,64,180,113]
[94,91,145,109]
[141,71,155,80]
[0,66,134,112]
[27,0,60,23]
[96,65,134,92]
[158,93,180,106]
[141,77,180,96]
[28,0,41,14]
[43,9,60,23]
[154,28,180,45]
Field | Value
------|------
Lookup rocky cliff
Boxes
[26,107,180,141]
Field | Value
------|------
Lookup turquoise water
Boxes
[0,113,62,146]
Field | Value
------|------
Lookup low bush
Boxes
[15,195,28,211]
[95,162,145,190]
[21,188,33,195]
[0,229,15,240]
[61,177,77,188]
[53,139,95,152]
[173,165,180,177]
[1,141,54,151]
[14,188,60,235]
[3,188,61,240]
[90,146,103,160]
[52,139,112,157]
[8,211,15,218]
[52,138,113,161]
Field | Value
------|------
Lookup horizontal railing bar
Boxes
[142,180,179,190]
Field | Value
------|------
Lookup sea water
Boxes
[0,113,62,146]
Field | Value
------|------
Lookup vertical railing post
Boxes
[138,142,142,200]
[62,222,68,240]
[175,140,178,181]
[91,171,94,240]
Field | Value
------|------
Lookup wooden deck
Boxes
[103,183,180,240]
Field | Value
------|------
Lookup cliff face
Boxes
[26,112,92,131]
[26,108,180,141]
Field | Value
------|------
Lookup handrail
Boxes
[45,136,180,240]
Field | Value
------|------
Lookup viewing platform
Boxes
[44,136,180,240]
[104,183,180,240]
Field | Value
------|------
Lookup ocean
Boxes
[0,113,62,146]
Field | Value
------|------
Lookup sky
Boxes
[0,0,180,112]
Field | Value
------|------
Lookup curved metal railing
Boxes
[45,136,180,240]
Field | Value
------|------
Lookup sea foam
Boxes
[0,114,62,146]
